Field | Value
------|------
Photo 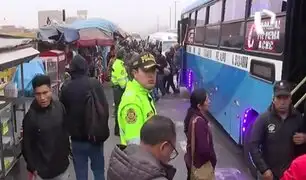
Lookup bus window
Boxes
[221,0,246,48]
[205,25,220,45]
[196,7,206,26]
[190,12,196,27]
[220,22,245,48]
[250,59,275,83]
[208,1,222,24]
[195,7,206,44]
[224,0,246,21]
[205,1,222,45]
[250,0,287,16]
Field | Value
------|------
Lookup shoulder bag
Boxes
[190,116,215,180]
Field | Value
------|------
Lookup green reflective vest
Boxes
[111,58,128,89]
[118,79,157,145]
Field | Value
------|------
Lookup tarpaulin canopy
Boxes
[70,18,117,33]
[37,25,79,44]
[77,28,114,47]
[69,18,128,38]
[13,57,45,97]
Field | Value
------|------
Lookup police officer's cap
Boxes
[131,52,158,70]
[274,80,291,97]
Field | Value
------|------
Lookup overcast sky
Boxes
[0,0,194,32]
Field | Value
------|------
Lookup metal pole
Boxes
[174,1,177,29]
[291,76,306,95]
[20,63,26,116]
[157,16,160,31]
[170,7,172,29]
[20,64,24,97]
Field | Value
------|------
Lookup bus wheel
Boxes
[243,109,259,178]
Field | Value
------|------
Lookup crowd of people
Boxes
[107,39,182,102]
[20,37,306,180]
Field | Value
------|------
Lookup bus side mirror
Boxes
[254,9,276,35]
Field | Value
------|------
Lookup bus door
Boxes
[178,18,188,45]
[178,18,189,86]
[283,0,306,111]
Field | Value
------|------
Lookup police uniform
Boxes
[111,49,128,135]
[118,53,157,145]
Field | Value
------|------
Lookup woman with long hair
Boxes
[184,88,217,180]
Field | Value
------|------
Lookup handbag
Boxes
[190,117,215,180]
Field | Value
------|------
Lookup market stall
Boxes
[39,50,66,95]
[0,35,39,178]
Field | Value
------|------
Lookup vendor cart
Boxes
[0,35,39,178]
[39,50,66,96]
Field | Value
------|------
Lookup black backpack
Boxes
[85,78,110,143]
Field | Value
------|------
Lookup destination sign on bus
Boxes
[245,16,285,54]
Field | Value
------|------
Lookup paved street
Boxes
[6,86,254,180]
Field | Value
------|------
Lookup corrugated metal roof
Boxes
[182,0,213,14]
[0,37,32,50]
[0,47,39,70]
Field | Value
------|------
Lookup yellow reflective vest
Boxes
[111,58,128,89]
[118,79,157,145]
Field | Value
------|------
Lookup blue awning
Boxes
[69,18,118,33]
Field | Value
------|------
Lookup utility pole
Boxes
[169,7,172,29]
[157,16,160,32]
[62,9,66,22]
[174,1,177,29]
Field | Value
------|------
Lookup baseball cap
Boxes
[274,80,291,97]
[131,52,158,70]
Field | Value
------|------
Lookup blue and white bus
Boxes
[178,0,306,175]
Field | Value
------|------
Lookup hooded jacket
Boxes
[107,144,176,180]
[60,55,108,141]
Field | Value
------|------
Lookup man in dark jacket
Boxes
[60,55,109,180]
[155,50,168,96]
[107,115,177,180]
[173,44,182,89]
[250,80,306,180]
[165,50,179,94]
[22,75,69,180]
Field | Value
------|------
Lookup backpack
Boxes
[85,78,110,143]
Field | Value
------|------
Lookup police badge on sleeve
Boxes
[126,108,137,124]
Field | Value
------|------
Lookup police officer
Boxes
[118,52,157,145]
[111,48,128,136]
[250,80,306,180]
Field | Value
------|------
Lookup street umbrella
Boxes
[76,28,114,47]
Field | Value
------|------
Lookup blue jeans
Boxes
[71,141,105,180]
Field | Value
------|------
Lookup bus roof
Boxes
[182,0,213,14]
